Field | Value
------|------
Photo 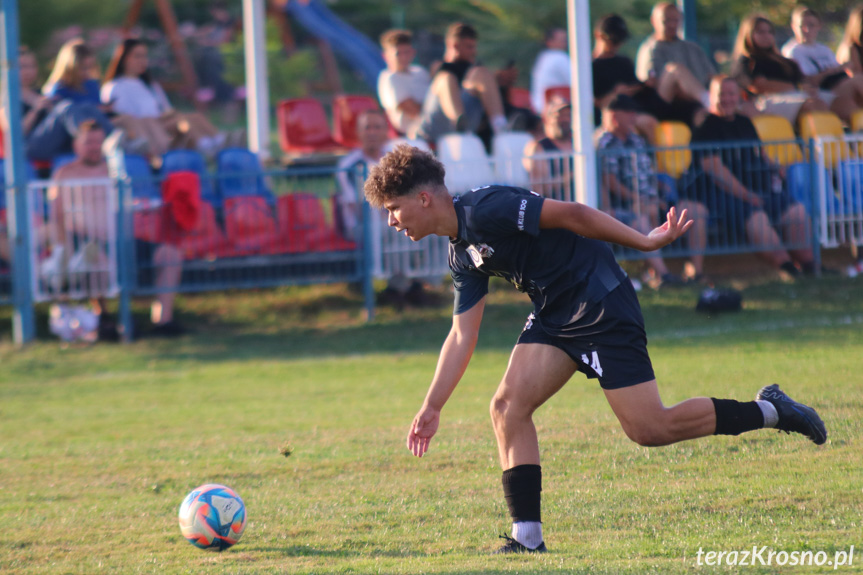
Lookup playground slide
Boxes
[284,0,385,91]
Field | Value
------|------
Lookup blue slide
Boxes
[284,0,386,91]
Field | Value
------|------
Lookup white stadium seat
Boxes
[436,133,495,194]
[492,131,533,188]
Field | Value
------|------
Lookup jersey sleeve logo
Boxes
[466,243,494,268]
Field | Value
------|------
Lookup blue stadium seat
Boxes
[836,160,863,215]
[160,149,217,205]
[124,154,160,201]
[216,147,275,205]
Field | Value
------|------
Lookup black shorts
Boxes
[516,282,655,390]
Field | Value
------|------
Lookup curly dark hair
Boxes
[364,145,446,208]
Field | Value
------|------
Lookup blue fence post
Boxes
[359,164,374,321]
[1,0,36,344]
[807,137,822,276]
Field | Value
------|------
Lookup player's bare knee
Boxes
[622,421,671,447]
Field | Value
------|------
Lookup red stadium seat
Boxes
[276,98,343,155]
[276,193,355,253]
[544,85,571,107]
[507,87,533,112]
[176,202,227,260]
[332,94,381,148]
[221,196,280,257]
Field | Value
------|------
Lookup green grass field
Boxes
[1,277,862,574]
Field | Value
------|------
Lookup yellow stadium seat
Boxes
[850,109,863,133]
[654,121,692,178]
[751,114,804,166]
[798,111,849,168]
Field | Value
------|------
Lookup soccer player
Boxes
[363,145,827,554]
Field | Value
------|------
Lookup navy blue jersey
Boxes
[449,186,629,334]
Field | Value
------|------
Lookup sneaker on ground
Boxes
[493,533,547,554]
[756,384,827,445]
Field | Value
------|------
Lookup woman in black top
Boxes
[732,14,863,124]
[592,14,707,136]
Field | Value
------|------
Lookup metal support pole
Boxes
[243,0,272,163]
[1,0,35,344]
[567,0,598,207]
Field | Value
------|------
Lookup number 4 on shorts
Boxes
[581,351,603,377]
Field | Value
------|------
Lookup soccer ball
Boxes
[178,483,247,551]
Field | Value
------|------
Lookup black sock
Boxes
[501,464,542,522]
[711,398,765,436]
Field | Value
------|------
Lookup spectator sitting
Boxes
[593,13,708,141]
[335,109,389,241]
[377,29,430,139]
[530,28,571,114]
[102,38,230,159]
[685,75,815,277]
[635,3,716,90]
[780,7,863,122]
[48,121,185,338]
[417,22,507,150]
[42,38,156,158]
[730,14,859,125]
[837,5,863,75]
[523,96,573,199]
[597,94,707,286]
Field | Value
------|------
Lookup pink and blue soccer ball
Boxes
[178,484,246,550]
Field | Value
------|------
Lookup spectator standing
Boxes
[377,29,430,139]
[530,28,571,114]
[686,76,815,277]
[635,2,716,89]
[417,22,507,150]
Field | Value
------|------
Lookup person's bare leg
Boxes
[463,66,505,120]
[604,379,717,446]
[431,72,465,123]
[490,343,576,469]
[746,210,792,268]
[779,203,814,265]
[655,63,707,104]
[151,243,183,325]
[677,200,708,276]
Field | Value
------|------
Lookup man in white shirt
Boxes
[377,29,430,139]
[530,28,571,114]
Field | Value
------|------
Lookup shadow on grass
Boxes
[2,277,862,363]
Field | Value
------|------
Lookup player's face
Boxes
[384,193,429,241]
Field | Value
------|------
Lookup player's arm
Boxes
[407,297,486,458]
[538,198,692,252]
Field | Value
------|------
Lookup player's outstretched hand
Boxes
[407,404,440,458]
[645,206,693,250]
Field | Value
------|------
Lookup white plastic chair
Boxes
[492,132,533,187]
[436,133,495,194]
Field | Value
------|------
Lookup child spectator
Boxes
[377,29,430,139]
